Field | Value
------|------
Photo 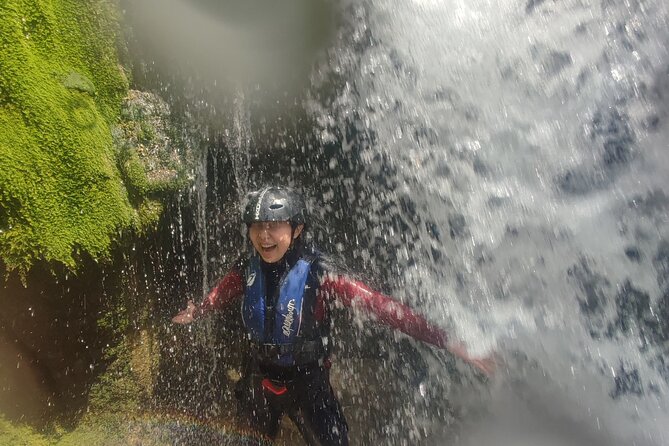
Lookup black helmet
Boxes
[242,186,306,225]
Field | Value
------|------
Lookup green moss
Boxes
[61,71,96,95]
[54,414,152,446]
[0,415,132,446]
[119,145,151,197]
[138,120,155,144]
[1,413,270,446]
[134,199,164,231]
[52,414,271,446]
[0,0,136,275]
[86,344,143,415]
[114,91,190,204]
[0,416,50,446]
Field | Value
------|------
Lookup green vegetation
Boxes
[0,412,253,446]
[113,90,191,231]
[0,416,50,446]
[0,0,182,276]
[0,1,207,444]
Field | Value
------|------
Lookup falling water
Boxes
[113,0,669,444]
[303,0,669,444]
[195,142,210,298]
[228,89,253,201]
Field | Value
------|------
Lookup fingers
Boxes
[171,311,193,324]
[446,342,469,359]
[473,358,496,377]
[172,300,196,324]
[470,354,501,378]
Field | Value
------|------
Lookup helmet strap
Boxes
[289,225,297,249]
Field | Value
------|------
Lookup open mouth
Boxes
[260,244,277,254]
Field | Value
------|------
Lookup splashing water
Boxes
[228,89,253,201]
[305,0,669,444]
[117,0,669,444]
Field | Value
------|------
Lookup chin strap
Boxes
[288,222,305,253]
[290,226,296,249]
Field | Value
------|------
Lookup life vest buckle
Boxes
[261,378,288,396]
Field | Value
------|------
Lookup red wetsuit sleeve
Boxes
[196,268,244,317]
[319,274,448,348]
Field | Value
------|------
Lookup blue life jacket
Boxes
[242,254,321,366]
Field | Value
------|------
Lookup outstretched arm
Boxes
[320,274,448,348]
[320,274,496,376]
[172,268,244,324]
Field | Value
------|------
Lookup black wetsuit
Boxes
[194,243,449,445]
[234,245,348,446]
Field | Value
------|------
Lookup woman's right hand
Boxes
[172,300,197,324]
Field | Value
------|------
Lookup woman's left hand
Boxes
[447,343,499,378]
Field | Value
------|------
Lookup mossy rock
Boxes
[0,0,132,275]
[0,1,190,276]
[0,413,270,446]
[0,416,50,446]
[61,71,96,96]
[114,90,191,201]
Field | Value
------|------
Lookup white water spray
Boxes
[310,0,669,444]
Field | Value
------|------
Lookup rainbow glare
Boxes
[108,412,272,446]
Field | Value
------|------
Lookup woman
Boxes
[173,186,494,445]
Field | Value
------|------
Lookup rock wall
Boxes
[0,0,187,276]
[0,1,197,443]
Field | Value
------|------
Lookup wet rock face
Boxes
[114,90,191,193]
[0,260,110,427]
[0,335,51,423]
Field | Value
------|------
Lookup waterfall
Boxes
[115,0,669,443]
[306,0,669,444]
[229,88,253,202]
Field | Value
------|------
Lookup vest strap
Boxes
[252,339,327,363]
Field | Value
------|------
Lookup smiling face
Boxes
[248,221,304,263]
